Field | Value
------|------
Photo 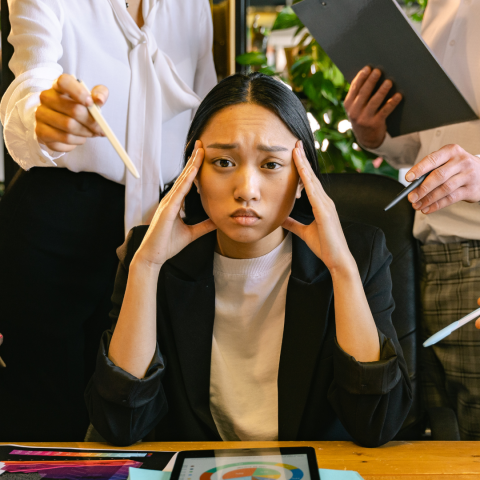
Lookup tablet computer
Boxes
[170,448,321,480]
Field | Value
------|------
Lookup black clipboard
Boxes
[292,0,478,137]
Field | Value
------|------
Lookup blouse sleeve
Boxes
[0,0,65,170]
[328,228,413,447]
[84,227,168,447]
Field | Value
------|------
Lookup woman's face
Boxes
[195,103,303,246]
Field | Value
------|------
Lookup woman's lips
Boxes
[230,209,260,226]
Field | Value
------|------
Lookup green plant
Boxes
[403,0,428,22]
[237,1,428,178]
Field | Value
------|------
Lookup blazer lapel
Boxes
[278,234,333,440]
[164,231,220,437]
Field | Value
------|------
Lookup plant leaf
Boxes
[236,52,267,66]
[272,7,304,31]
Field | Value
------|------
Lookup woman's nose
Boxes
[234,168,260,203]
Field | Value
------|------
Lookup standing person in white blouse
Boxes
[343,0,480,439]
[0,0,216,441]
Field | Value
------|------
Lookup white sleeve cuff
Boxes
[3,92,64,170]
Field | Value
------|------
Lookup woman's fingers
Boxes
[476,318,480,330]
[282,216,307,240]
[189,218,217,241]
[166,143,204,206]
[292,141,323,200]
[35,122,88,147]
[53,74,93,106]
[36,104,95,138]
[39,88,104,136]
[91,85,109,107]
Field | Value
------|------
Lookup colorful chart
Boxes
[10,450,151,458]
[200,462,303,480]
[0,459,142,480]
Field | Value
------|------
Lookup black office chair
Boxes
[323,172,460,441]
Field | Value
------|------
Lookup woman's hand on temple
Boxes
[133,141,217,271]
[282,141,356,275]
[35,73,108,152]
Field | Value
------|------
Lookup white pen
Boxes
[423,306,480,347]
[76,78,140,179]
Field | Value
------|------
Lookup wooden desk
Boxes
[3,441,480,480]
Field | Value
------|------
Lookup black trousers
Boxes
[0,167,125,441]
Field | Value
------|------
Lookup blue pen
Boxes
[423,306,480,347]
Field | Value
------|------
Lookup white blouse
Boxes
[210,233,292,441]
[0,0,217,234]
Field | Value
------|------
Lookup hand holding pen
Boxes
[404,144,480,214]
[35,74,108,153]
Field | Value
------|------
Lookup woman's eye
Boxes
[214,159,234,168]
[262,162,280,170]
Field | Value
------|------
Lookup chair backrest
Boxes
[324,172,423,440]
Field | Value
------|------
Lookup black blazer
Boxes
[85,219,412,447]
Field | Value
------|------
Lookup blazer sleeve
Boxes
[84,226,168,446]
[328,228,413,447]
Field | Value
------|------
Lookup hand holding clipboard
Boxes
[345,66,480,213]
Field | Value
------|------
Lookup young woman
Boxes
[85,73,412,447]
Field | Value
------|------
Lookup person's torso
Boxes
[412,0,480,243]
[210,233,292,441]
[39,0,207,185]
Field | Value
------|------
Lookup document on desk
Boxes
[292,0,478,137]
[0,444,175,479]
[127,467,364,480]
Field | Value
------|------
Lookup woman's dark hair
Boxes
[180,72,319,220]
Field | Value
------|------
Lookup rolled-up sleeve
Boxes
[333,332,401,396]
[328,228,413,447]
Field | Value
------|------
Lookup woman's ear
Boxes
[296,178,304,199]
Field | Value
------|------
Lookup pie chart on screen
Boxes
[200,463,303,480]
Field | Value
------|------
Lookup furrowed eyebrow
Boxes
[206,143,238,149]
[257,144,289,152]
[206,143,289,152]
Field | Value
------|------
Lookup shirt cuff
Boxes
[357,133,396,158]
[93,329,166,409]
[4,93,64,169]
[334,331,401,395]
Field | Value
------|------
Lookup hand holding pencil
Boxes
[36,73,108,153]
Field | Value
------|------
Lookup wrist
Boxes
[329,257,359,281]
[130,253,163,277]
